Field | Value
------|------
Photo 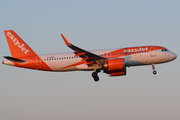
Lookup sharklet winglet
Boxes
[61,34,71,45]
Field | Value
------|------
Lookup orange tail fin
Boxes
[4,30,37,58]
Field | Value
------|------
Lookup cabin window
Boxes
[44,59,46,61]
[108,54,110,56]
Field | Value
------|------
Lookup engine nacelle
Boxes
[104,58,126,76]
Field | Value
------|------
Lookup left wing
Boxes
[61,34,106,66]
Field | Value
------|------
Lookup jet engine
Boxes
[104,58,126,76]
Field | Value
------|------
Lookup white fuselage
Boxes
[37,48,176,71]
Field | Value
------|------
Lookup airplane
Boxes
[2,30,177,82]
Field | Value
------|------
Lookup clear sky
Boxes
[0,0,179,120]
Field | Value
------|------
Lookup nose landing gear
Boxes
[152,64,157,75]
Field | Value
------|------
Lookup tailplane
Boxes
[4,30,37,58]
[3,56,26,62]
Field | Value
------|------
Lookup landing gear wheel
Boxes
[92,72,97,77]
[92,72,99,82]
[153,70,157,75]
[94,76,99,82]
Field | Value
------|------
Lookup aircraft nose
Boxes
[171,52,177,60]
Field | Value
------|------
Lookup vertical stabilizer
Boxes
[4,30,37,58]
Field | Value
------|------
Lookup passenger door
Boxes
[150,47,156,57]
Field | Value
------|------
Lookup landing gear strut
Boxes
[152,64,157,75]
[92,72,99,82]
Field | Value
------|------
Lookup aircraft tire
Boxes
[94,76,99,82]
[153,70,157,75]
[92,72,97,77]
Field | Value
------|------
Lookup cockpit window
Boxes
[162,49,169,52]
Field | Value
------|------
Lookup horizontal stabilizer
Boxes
[4,56,26,62]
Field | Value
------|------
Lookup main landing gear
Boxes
[92,72,99,82]
[152,64,157,75]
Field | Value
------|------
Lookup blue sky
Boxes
[0,0,180,120]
